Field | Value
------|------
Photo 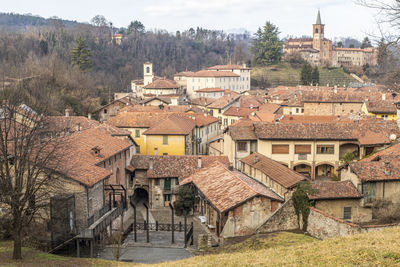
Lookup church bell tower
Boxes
[312,10,324,51]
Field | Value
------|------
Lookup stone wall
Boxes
[256,199,300,233]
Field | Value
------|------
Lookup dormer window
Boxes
[91,146,102,156]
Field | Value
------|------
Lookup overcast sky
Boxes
[2,0,384,42]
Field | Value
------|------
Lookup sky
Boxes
[1,0,385,42]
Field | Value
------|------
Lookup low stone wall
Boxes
[256,199,301,233]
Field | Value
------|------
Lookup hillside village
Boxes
[2,6,400,267]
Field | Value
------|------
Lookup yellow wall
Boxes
[361,103,397,120]
[125,127,148,154]
[144,135,186,155]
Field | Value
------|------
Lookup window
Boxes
[163,135,168,145]
[163,153,168,155]
[317,145,334,154]
[301,108,304,113]
[224,119,228,126]
[154,179,160,186]
[104,109,107,114]
[295,145,311,154]
[362,182,376,203]
[146,66,150,73]
[238,141,247,152]
[231,119,236,124]
[382,114,388,120]
[343,207,352,220]
[164,178,171,190]
[272,145,289,154]
[296,108,299,113]
[135,129,140,138]
[154,148,158,155]
[175,178,179,185]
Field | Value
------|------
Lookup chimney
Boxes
[88,113,92,120]
[382,94,386,101]
[334,88,338,94]
[77,123,81,132]
[384,161,391,176]
[149,158,154,170]
[197,157,202,169]
[65,108,71,117]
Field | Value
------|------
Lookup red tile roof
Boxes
[207,64,250,70]
[365,100,396,114]
[143,78,179,89]
[258,103,281,114]
[309,181,362,200]
[181,161,283,212]
[188,97,216,107]
[195,88,225,93]
[241,152,306,188]
[107,112,172,128]
[130,155,229,179]
[223,107,254,117]
[207,94,240,109]
[56,128,132,186]
[143,114,196,135]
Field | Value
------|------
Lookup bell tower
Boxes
[143,62,154,86]
[312,10,324,51]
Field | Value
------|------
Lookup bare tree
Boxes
[0,88,67,259]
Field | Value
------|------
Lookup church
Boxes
[283,11,378,67]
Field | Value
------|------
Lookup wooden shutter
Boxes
[295,145,311,154]
[272,145,289,154]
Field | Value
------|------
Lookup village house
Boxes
[362,97,397,120]
[224,118,400,179]
[38,127,134,248]
[139,96,172,106]
[195,88,225,99]
[309,181,372,223]
[141,79,182,104]
[222,107,256,128]
[129,155,229,209]
[207,135,224,156]
[94,96,135,122]
[181,161,284,238]
[206,93,241,120]
[240,152,307,199]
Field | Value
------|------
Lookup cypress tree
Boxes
[71,37,92,72]
[311,66,319,85]
[300,62,313,85]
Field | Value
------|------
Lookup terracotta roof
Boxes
[189,70,239,78]
[94,96,134,112]
[245,89,267,96]
[107,112,171,128]
[259,103,281,114]
[309,181,362,200]
[335,48,374,52]
[207,64,250,70]
[225,119,257,140]
[239,95,263,109]
[248,112,277,123]
[195,88,225,93]
[174,71,195,77]
[207,94,240,109]
[120,104,190,113]
[223,107,254,117]
[140,96,171,105]
[183,113,219,127]
[241,152,306,188]
[56,128,132,186]
[286,38,313,42]
[143,114,196,135]
[279,115,340,124]
[188,97,216,107]
[181,162,283,213]
[143,78,179,89]
[45,116,131,136]
[130,155,229,179]
[365,100,396,114]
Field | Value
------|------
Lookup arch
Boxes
[132,187,149,205]
[146,66,150,74]
[293,162,312,178]
[116,168,121,184]
[315,28,319,34]
[315,163,335,181]
[339,143,359,160]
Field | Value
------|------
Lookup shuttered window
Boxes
[238,141,247,152]
[343,206,352,220]
[317,145,334,154]
[295,145,311,154]
[272,145,289,154]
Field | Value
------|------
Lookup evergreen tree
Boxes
[251,21,283,65]
[360,37,372,49]
[173,185,195,216]
[292,181,317,231]
[377,38,388,73]
[349,44,355,48]
[337,41,343,48]
[311,66,319,85]
[300,62,313,85]
[71,37,92,71]
[127,20,145,34]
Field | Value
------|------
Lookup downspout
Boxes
[86,186,89,223]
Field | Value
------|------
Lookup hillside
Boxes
[2,228,400,266]
[0,13,79,30]
[252,62,357,88]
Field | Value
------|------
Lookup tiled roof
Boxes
[181,162,283,213]
[143,78,179,89]
[143,114,196,135]
[107,112,171,128]
[223,107,254,117]
[279,115,340,124]
[120,104,190,113]
[207,94,240,109]
[366,100,396,114]
[56,128,132,186]
[189,70,239,78]
[239,95,263,109]
[258,103,281,114]
[248,112,276,123]
[130,155,229,179]
[286,38,313,42]
[140,96,171,105]
[45,116,131,136]
[175,71,195,77]
[94,96,135,112]
[309,181,362,200]
[207,64,250,70]
[188,97,216,106]
[195,88,225,93]
[335,48,374,52]
[227,119,400,144]
[183,113,219,127]
[241,152,306,188]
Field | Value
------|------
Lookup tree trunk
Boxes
[13,228,22,260]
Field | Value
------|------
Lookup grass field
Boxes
[2,227,400,266]
[252,62,357,87]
